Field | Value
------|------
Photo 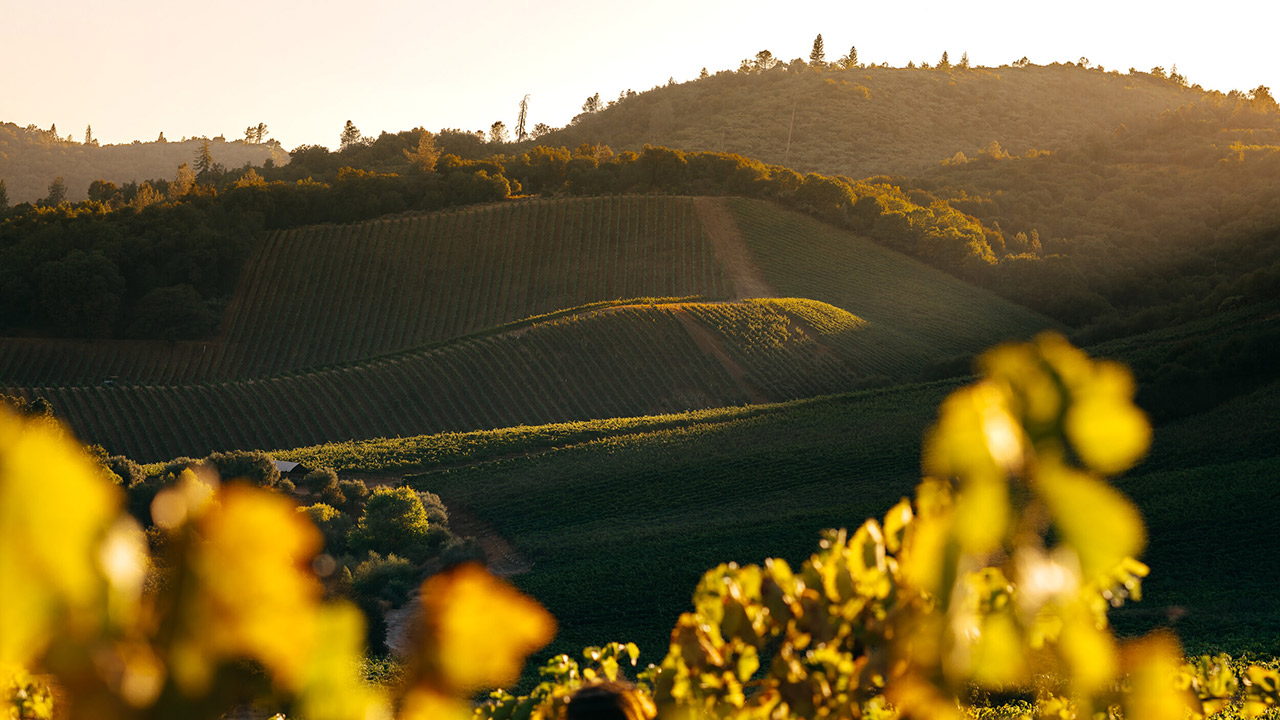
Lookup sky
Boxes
[3,0,1277,151]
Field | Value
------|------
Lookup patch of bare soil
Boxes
[693,197,777,300]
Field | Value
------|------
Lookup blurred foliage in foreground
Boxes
[3,335,1278,719]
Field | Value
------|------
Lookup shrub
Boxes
[203,449,280,488]
[348,486,434,563]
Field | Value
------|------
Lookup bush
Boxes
[299,502,352,556]
[203,449,280,488]
[105,455,146,487]
[348,486,434,563]
[337,478,370,514]
[301,466,339,494]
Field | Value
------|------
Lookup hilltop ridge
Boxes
[545,63,1207,178]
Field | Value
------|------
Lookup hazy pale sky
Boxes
[3,0,1276,151]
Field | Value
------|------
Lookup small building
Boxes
[273,460,312,476]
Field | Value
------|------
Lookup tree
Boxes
[157,131,166,143]
[87,179,117,204]
[348,486,436,563]
[753,49,777,71]
[132,182,162,210]
[36,249,125,337]
[489,121,509,145]
[43,177,67,206]
[194,140,214,178]
[582,93,602,114]
[0,179,7,212]
[959,51,970,69]
[837,45,858,69]
[340,120,362,150]
[403,128,440,172]
[516,95,530,142]
[809,34,826,68]
[699,67,709,79]
[170,163,195,200]
[938,50,951,69]
[84,125,94,145]
[531,122,552,139]
[1251,85,1277,110]
[255,122,268,143]
[125,284,219,340]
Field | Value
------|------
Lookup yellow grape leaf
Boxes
[398,687,471,720]
[882,499,913,554]
[925,382,1024,482]
[417,563,556,693]
[1060,358,1150,475]
[172,484,323,694]
[1122,633,1195,720]
[952,476,1008,556]
[1059,613,1117,694]
[1036,466,1145,580]
[0,407,121,667]
[970,613,1027,686]
[979,341,1062,427]
[296,602,390,720]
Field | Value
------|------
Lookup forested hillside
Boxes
[545,62,1207,178]
[0,122,286,202]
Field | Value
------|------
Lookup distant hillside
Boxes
[545,63,1204,179]
[0,122,288,202]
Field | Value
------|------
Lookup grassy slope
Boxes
[547,64,1201,180]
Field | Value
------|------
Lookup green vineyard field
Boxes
[0,195,731,385]
[268,377,1280,667]
[726,197,1059,370]
[6,291,1042,462]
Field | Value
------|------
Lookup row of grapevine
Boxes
[3,304,750,462]
[680,300,866,400]
[725,197,1057,371]
[0,195,732,387]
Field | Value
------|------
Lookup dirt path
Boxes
[693,197,777,300]
[671,308,772,405]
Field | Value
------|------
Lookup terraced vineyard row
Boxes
[7,305,749,461]
[0,195,732,386]
[725,197,1058,369]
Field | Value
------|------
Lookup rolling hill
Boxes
[251,305,1278,668]
[1,196,1054,460]
[545,63,1206,180]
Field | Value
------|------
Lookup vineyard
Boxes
[2,194,1068,461]
[0,195,731,385]
[726,196,1059,369]
[233,374,1278,670]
